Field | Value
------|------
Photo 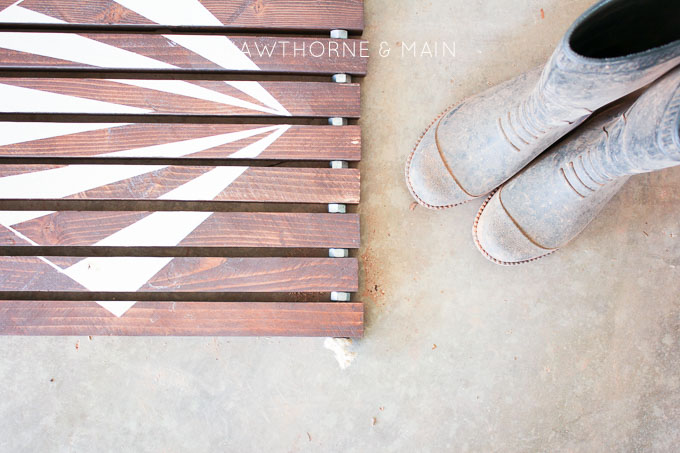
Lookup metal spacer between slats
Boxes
[331,291,351,302]
[329,29,352,304]
[330,29,351,113]
[328,160,350,259]
[327,159,349,215]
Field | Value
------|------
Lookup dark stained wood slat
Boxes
[0,256,358,293]
[1,0,364,32]
[0,123,361,161]
[0,165,360,203]
[0,33,368,75]
[0,79,361,118]
[0,212,360,248]
[0,301,364,337]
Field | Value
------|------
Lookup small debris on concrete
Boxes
[75,341,79,351]
[307,432,312,442]
[50,378,54,382]
[540,8,545,19]
[371,417,377,426]
[409,201,418,211]
[88,336,93,341]
[643,231,649,237]
[379,407,385,411]
[432,344,437,350]
[324,338,357,370]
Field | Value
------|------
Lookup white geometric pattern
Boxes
[0,0,295,316]
[0,125,290,316]
[0,1,291,116]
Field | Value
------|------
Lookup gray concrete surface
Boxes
[2,1,680,451]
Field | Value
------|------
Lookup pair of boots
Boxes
[406,0,680,265]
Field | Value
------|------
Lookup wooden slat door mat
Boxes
[0,0,365,337]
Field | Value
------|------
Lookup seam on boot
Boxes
[473,189,557,266]
[405,103,477,210]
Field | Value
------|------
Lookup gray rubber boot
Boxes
[406,0,680,209]
[474,65,680,265]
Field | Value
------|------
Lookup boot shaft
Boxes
[531,0,680,129]
[586,67,680,180]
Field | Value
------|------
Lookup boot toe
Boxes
[473,190,556,265]
[406,122,473,209]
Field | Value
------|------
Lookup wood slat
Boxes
[0,165,360,203]
[0,256,358,293]
[0,301,364,337]
[0,79,361,118]
[0,0,364,32]
[0,33,368,75]
[0,212,360,248]
[0,123,362,161]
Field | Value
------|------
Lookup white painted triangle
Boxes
[225,82,291,117]
[96,211,213,247]
[108,79,284,116]
[0,3,64,24]
[159,166,248,201]
[0,164,165,200]
[0,210,54,227]
[0,122,129,147]
[0,83,152,114]
[95,301,138,318]
[64,257,174,293]
[228,125,291,158]
[102,124,281,158]
[164,34,258,71]
[0,30,176,70]
[112,0,223,26]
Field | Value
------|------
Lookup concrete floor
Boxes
[2,0,680,451]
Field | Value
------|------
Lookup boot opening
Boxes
[569,0,680,59]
